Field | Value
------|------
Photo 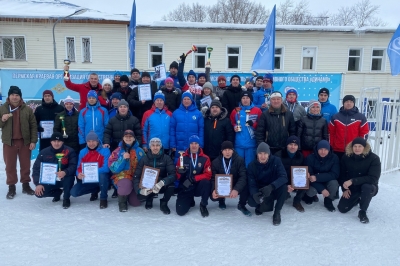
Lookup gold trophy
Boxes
[236,107,242,132]
[206,47,213,66]
[245,110,251,126]
[59,116,68,138]
[55,153,65,181]
[63,59,71,81]
[178,151,185,173]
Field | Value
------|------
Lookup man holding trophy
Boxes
[253,73,274,112]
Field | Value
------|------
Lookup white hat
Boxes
[64,95,74,104]
[270,92,283,99]
[102,78,113,89]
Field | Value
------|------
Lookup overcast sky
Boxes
[65,0,399,27]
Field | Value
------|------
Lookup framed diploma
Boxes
[82,162,99,184]
[40,163,58,185]
[154,63,166,81]
[291,166,309,189]
[140,166,160,189]
[138,84,152,101]
[215,174,233,198]
[40,121,54,139]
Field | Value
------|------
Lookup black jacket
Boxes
[255,105,296,151]
[114,86,132,100]
[339,142,380,194]
[211,152,247,193]
[133,149,176,193]
[103,113,142,151]
[127,81,158,122]
[34,99,65,151]
[161,87,181,112]
[203,107,234,160]
[221,84,243,114]
[275,148,305,183]
[296,114,328,151]
[53,108,80,153]
[32,144,78,185]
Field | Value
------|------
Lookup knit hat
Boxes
[153,91,165,102]
[182,91,194,101]
[8,86,22,97]
[114,71,122,77]
[130,68,140,74]
[42,89,54,98]
[118,99,129,108]
[343,95,356,105]
[210,100,222,109]
[286,135,300,146]
[123,129,135,137]
[198,73,206,80]
[308,100,321,111]
[241,91,253,102]
[50,132,64,141]
[110,92,122,100]
[86,131,99,142]
[63,95,74,104]
[257,142,270,155]
[352,137,367,147]
[141,72,151,79]
[189,135,200,144]
[149,137,162,147]
[87,90,97,99]
[263,73,273,84]
[221,141,234,150]
[230,74,241,83]
[270,91,282,99]
[256,76,264,81]
[120,75,129,83]
[318,88,330,96]
[102,78,113,89]
[187,70,197,80]
[285,87,297,97]
[202,82,213,90]
[317,140,330,151]
[217,75,226,82]
[169,61,179,70]
[165,77,174,84]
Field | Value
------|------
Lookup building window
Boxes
[193,45,207,69]
[149,44,163,68]
[302,47,316,70]
[65,37,75,62]
[0,36,26,60]
[274,47,283,70]
[371,48,385,71]
[81,37,91,63]
[348,49,362,71]
[227,46,241,70]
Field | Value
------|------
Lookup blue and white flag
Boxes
[388,24,400,76]
[251,5,276,71]
[129,0,136,69]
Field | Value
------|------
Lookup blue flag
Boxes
[129,0,136,69]
[251,5,276,71]
[388,24,400,76]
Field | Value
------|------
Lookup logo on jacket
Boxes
[192,116,197,120]
[198,163,202,167]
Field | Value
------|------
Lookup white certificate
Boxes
[291,166,309,189]
[82,162,99,183]
[216,175,232,197]
[40,121,54,139]
[140,166,160,189]
[154,63,167,81]
[200,96,212,108]
[40,163,58,185]
[138,84,152,101]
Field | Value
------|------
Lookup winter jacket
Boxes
[247,155,288,196]
[0,99,38,146]
[64,73,103,110]
[230,103,262,149]
[211,152,247,193]
[339,142,380,194]
[255,105,296,151]
[329,106,369,152]
[53,108,80,153]
[203,107,234,160]
[306,146,340,193]
[296,114,328,151]
[284,100,306,122]
[97,90,113,110]
[253,87,274,111]
[214,86,228,99]
[113,86,132,101]
[77,144,110,175]
[142,105,172,149]
[78,101,109,145]
[275,148,305,183]
[176,148,212,186]
[161,87,181,112]
[32,144,78,185]
[320,100,338,124]
[127,81,158,121]
[103,113,142,151]
[221,84,243,114]
[34,99,64,150]
[133,149,176,193]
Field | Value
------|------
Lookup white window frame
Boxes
[226,45,242,71]
[191,44,208,70]
[301,46,317,71]
[0,35,27,61]
[370,47,386,72]
[347,48,363,72]
[65,36,76,62]
[81,36,92,63]
[148,43,164,69]
[274,46,285,71]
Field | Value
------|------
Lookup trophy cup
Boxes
[55,153,65,181]
[185,45,198,56]
[59,116,68,138]
[178,151,186,173]
[63,59,71,81]
[206,47,213,67]
[245,110,251,126]
[236,108,242,132]
[264,93,270,104]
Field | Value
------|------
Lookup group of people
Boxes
[0,56,380,225]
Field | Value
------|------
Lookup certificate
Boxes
[138,84,152,101]
[82,162,99,183]
[215,174,233,198]
[140,166,160,189]
[291,166,309,189]
[40,163,58,185]
[200,96,212,108]
[154,63,166,81]
[40,121,54,139]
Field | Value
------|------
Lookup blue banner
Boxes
[129,0,136,69]
[387,24,400,76]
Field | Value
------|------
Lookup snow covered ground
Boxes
[0,144,399,265]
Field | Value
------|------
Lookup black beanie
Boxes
[8,86,22,97]
[130,68,140,74]
[51,132,64,141]
[352,137,367,147]
[141,72,151,79]
[170,61,179,70]
[221,141,234,150]
[241,91,253,102]
[318,88,330,97]
[343,95,356,105]
[230,74,241,83]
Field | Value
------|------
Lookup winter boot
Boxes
[200,203,209,217]
[118,195,128,212]
[90,193,99,201]
[218,199,226,210]
[100,199,108,209]
[160,199,171,215]
[293,202,305,213]
[358,210,369,224]
[190,198,196,207]
[22,183,35,195]
[286,192,291,200]
[6,184,16,199]
[111,188,118,198]
[302,194,313,205]
[62,199,71,209]
[145,197,153,210]
[237,204,252,217]
[313,195,319,202]
[255,205,263,216]
[272,210,281,226]
[52,189,63,202]
[324,197,336,212]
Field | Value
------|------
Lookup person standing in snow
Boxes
[253,74,274,112]
[318,88,337,124]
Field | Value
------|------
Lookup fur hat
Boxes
[102,78,113,89]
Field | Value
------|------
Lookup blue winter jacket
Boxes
[320,100,338,124]
[142,106,172,149]
[234,103,258,149]
[253,87,274,111]
[78,101,109,144]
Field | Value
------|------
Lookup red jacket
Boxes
[176,148,212,182]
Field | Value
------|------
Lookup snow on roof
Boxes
[0,0,130,22]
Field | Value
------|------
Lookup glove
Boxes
[246,120,253,127]
[37,126,44,132]
[152,180,165,194]
[79,143,86,150]
[259,185,274,198]
[180,53,186,64]
[201,106,208,114]
[253,192,263,204]
[139,188,153,196]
